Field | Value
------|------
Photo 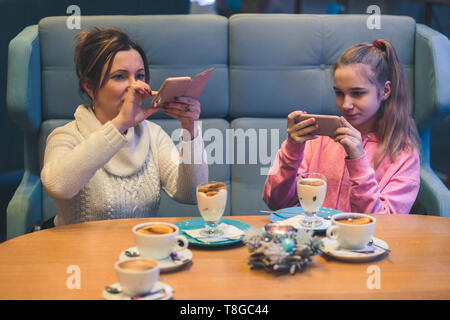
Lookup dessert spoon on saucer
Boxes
[368,239,391,253]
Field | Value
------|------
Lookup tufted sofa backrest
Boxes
[35,14,419,219]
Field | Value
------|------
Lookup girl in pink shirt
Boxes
[263,39,420,214]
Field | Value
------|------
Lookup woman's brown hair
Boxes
[74,27,150,102]
[334,39,420,168]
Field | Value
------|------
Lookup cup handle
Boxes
[326,225,338,240]
[174,235,189,251]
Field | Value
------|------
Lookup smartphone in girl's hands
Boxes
[295,114,341,137]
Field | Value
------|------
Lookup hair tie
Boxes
[373,39,386,51]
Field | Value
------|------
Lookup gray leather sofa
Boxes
[6,14,450,239]
[0,0,190,242]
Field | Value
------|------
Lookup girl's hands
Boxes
[112,81,161,134]
[286,110,318,144]
[286,111,365,159]
[163,97,201,140]
[333,117,364,159]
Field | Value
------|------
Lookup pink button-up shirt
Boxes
[263,133,420,214]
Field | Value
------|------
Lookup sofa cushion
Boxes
[230,118,287,215]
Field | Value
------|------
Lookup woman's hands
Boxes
[112,81,161,134]
[111,81,201,140]
[286,111,318,144]
[333,117,364,159]
[163,97,201,140]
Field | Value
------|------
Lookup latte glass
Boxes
[196,182,227,237]
[297,172,327,228]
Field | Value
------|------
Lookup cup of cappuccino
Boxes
[326,213,376,250]
[132,222,188,260]
[115,258,159,297]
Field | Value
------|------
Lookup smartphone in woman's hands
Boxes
[150,68,215,108]
[151,77,192,108]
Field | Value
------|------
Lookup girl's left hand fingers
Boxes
[337,119,361,137]
[340,116,360,132]
[334,132,361,146]
[333,134,347,143]
[340,116,352,127]
[334,127,357,139]
[334,133,364,159]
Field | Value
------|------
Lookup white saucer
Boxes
[321,237,389,262]
[279,215,331,231]
[103,281,173,300]
[119,247,192,273]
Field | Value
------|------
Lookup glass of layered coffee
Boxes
[196,182,227,237]
[297,172,327,228]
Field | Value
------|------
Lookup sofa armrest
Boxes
[414,24,450,130]
[6,171,42,240]
[417,166,450,217]
[7,25,41,133]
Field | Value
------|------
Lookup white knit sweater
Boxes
[41,105,208,226]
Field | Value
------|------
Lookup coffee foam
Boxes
[119,259,157,271]
[299,179,325,186]
[336,216,372,225]
[136,224,175,235]
[198,182,226,196]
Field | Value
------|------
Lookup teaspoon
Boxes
[125,249,140,258]
[368,239,391,253]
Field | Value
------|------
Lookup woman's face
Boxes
[88,49,147,123]
[333,63,389,134]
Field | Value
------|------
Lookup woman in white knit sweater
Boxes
[40,28,208,227]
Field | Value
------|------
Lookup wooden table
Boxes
[0,214,449,300]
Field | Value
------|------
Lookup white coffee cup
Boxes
[132,222,188,260]
[326,213,376,250]
[114,258,159,297]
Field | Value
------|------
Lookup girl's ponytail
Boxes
[373,39,420,167]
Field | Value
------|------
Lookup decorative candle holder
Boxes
[244,224,323,275]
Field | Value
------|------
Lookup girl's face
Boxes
[333,63,390,134]
[86,49,147,123]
